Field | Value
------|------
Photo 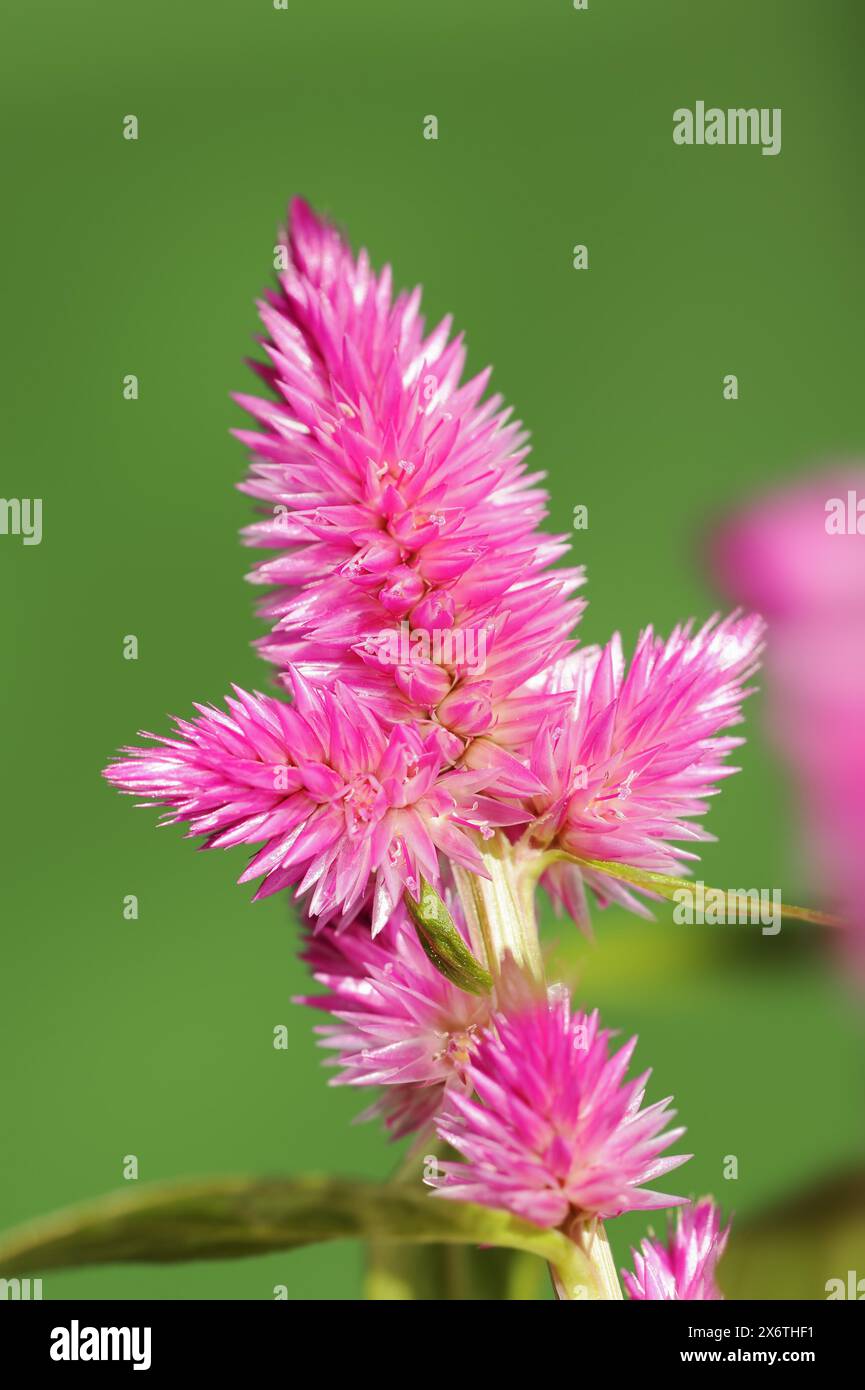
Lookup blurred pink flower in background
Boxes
[713,469,865,980]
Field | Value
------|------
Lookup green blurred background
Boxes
[1,0,863,1298]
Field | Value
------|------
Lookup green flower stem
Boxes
[452,833,545,985]
[551,1219,623,1300]
[578,1218,624,1300]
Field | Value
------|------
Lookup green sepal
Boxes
[404,877,493,995]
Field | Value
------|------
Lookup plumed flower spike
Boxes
[622,1198,730,1300]
[432,992,690,1226]
[236,199,585,781]
[529,611,765,926]
[104,671,527,932]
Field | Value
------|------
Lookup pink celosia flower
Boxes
[296,899,493,1137]
[235,199,584,788]
[100,200,761,1301]
[525,613,765,926]
[432,992,690,1225]
[713,470,865,978]
[104,671,526,931]
[622,1199,730,1300]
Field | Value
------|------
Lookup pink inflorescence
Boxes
[622,1199,731,1300]
[104,200,764,1272]
[432,993,690,1225]
[106,200,762,941]
[527,614,764,927]
[296,898,492,1138]
[235,198,585,792]
[105,673,525,931]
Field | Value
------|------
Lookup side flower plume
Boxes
[236,198,585,779]
[104,672,526,931]
[296,899,493,1138]
[432,992,690,1226]
[622,1199,730,1301]
[526,612,765,924]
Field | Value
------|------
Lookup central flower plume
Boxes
[235,198,585,788]
[528,613,764,925]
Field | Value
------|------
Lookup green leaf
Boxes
[405,878,493,995]
[0,1175,589,1297]
[560,855,842,928]
[719,1169,865,1300]
[364,1143,548,1300]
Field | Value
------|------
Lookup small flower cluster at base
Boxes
[431,990,690,1226]
[622,1199,730,1300]
[296,899,492,1138]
